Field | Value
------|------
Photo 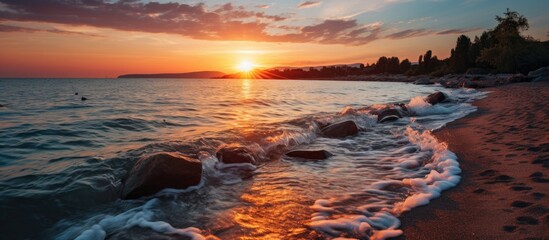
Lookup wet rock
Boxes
[321,120,359,138]
[286,150,333,160]
[506,74,530,83]
[377,109,403,123]
[425,91,447,105]
[466,68,490,75]
[528,67,549,78]
[121,152,202,199]
[216,145,257,165]
[413,78,434,85]
[533,76,549,82]
[393,103,409,114]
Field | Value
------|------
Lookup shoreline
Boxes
[396,82,549,239]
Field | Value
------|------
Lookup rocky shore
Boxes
[337,66,549,88]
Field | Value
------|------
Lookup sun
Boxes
[236,61,256,72]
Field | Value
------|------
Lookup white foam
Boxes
[309,88,486,239]
[65,199,217,240]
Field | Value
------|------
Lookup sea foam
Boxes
[309,88,486,239]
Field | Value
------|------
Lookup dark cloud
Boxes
[0,0,451,45]
[298,1,322,9]
[0,23,102,36]
[385,29,433,39]
[437,28,481,35]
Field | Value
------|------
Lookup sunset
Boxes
[1,1,549,240]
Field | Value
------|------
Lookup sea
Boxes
[0,78,486,240]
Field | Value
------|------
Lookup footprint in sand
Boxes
[511,185,533,191]
[502,225,517,232]
[511,201,533,208]
[531,192,545,200]
[516,216,539,225]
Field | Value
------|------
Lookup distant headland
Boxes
[117,71,226,79]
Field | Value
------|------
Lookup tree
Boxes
[387,57,400,73]
[453,35,472,73]
[399,59,412,73]
[375,56,389,73]
[477,9,539,73]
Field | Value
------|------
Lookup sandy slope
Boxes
[397,82,549,240]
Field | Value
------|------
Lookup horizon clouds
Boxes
[0,0,480,46]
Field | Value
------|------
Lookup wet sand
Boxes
[397,82,549,239]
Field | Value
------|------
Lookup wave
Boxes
[2,86,487,239]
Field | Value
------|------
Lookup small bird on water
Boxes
[81,97,87,101]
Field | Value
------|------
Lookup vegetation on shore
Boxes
[222,9,549,79]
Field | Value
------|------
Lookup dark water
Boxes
[0,78,485,239]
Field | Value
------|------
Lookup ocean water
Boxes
[0,78,486,239]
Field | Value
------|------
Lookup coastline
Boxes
[396,82,549,239]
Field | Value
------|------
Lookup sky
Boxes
[0,0,547,78]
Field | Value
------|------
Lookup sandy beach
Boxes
[398,82,549,239]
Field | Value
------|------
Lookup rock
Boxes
[321,120,359,138]
[506,74,530,83]
[425,91,447,105]
[75,92,78,95]
[533,76,549,82]
[0,104,4,107]
[465,68,489,75]
[528,67,549,78]
[81,97,88,101]
[377,109,403,123]
[461,80,479,88]
[121,152,202,199]
[216,145,257,165]
[286,150,333,160]
[413,78,434,85]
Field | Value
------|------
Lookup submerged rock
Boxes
[321,120,359,138]
[425,91,447,105]
[121,152,202,199]
[286,150,333,160]
[528,67,549,78]
[377,109,403,123]
[533,76,549,82]
[216,145,257,165]
[413,78,434,85]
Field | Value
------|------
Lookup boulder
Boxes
[286,150,333,160]
[465,68,489,75]
[461,80,479,88]
[321,120,359,138]
[533,76,549,82]
[121,152,202,199]
[425,91,447,105]
[413,78,433,85]
[528,67,549,78]
[216,145,257,164]
[377,109,403,123]
[506,74,530,83]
